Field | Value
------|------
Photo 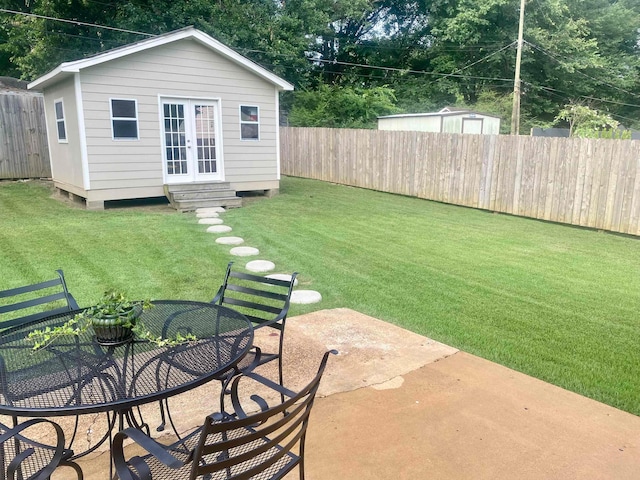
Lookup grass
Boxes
[1,177,640,415]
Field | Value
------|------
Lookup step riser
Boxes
[172,197,242,212]
[166,182,232,193]
[172,190,236,200]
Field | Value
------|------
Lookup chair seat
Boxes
[0,419,83,479]
[219,347,279,379]
[126,424,299,480]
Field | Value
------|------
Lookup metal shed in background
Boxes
[378,107,501,135]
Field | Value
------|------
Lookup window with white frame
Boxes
[54,100,67,142]
[110,99,138,139]
[240,105,259,140]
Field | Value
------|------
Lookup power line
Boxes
[525,40,640,99]
[439,41,516,80]
[306,57,514,82]
[538,87,638,123]
[527,83,640,108]
[0,8,155,37]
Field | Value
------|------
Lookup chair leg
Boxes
[277,356,286,405]
[277,332,286,404]
[157,400,167,432]
[219,373,233,413]
[60,459,84,479]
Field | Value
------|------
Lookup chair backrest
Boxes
[213,262,297,330]
[190,350,335,480]
[0,270,79,330]
[0,419,66,480]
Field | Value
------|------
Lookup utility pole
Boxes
[511,0,526,135]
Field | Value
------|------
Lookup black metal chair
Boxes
[0,419,83,479]
[0,270,86,468]
[0,269,79,329]
[212,262,298,392]
[113,350,335,480]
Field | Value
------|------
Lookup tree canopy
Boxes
[1,0,639,131]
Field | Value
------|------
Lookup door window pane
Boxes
[163,102,188,176]
[194,105,217,174]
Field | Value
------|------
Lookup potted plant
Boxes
[79,290,152,345]
[28,290,195,349]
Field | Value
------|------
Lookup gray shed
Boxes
[378,107,501,135]
[28,27,294,210]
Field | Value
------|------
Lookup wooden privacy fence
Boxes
[0,93,51,179]
[280,127,640,236]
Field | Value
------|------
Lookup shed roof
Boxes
[28,26,294,91]
[378,107,501,120]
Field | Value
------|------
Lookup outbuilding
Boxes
[378,107,501,135]
[28,27,294,210]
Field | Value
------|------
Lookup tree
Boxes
[288,84,397,128]
[554,103,618,137]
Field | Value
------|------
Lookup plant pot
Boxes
[91,305,142,345]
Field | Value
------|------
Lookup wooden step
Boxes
[165,182,233,193]
[171,196,243,212]
[164,183,242,212]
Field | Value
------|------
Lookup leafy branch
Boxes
[27,291,198,350]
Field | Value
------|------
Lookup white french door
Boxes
[162,98,222,183]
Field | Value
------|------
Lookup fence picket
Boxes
[0,93,51,179]
[281,127,640,236]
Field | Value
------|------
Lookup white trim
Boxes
[275,90,281,180]
[378,111,502,120]
[214,100,225,182]
[157,95,167,184]
[74,73,91,190]
[41,97,55,178]
[109,98,139,140]
[156,93,223,101]
[29,27,295,91]
[239,104,260,141]
[53,98,68,143]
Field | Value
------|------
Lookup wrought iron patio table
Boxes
[0,300,253,457]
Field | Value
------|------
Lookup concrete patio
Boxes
[59,308,639,479]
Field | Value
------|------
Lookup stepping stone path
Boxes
[265,274,299,287]
[196,212,220,218]
[290,290,322,304]
[198,218,223,225]
[230,246,259,257]
[215,236,244,245]
[196,207,225,214]
[246,260,275,273]
[207,225,232,233]
[194,209,322,304]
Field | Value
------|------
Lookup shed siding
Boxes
[43,77,84,189]
[379,113,500,135]
[378,116,441,132]
[79,39,278,195]
[442,116,463,133]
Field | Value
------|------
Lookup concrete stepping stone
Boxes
[246,260,275,273]
[230,246,259,257]
[198,218,223,225]
[196,212,220,218]
[265,274,299,287]
[206,225,232,233]
[196,207,225,214]
[215,236,244,245]
[290,290,322,304]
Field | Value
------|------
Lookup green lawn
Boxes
[1,177,639,415]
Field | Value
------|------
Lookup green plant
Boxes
[27,290,195,350]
